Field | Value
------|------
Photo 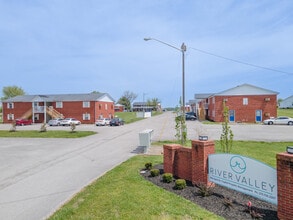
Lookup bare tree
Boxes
[118,91,138,111]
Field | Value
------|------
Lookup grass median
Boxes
[0,130,96,138]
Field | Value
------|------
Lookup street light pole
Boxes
[144,37,187,144]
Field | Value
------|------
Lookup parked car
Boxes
[186,112,197,117]
[95,118,110,126]
[48,118,63,126]
[15,118,32,126]
[60,118,81,126]
[185,114,197,121]
[109,118,124,126]
[263,116,293,125]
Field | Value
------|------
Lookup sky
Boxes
[0,0,293,107]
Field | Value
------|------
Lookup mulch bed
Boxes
[141,164,277,220]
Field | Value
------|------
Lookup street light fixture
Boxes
[144,37,187,144]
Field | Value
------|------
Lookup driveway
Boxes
[0,111,292,219]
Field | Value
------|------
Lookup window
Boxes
[7,102,14,109]
[83,113,90,120]
[243,98,248,105]
[56,102,63,108]
[105,104,108,110]
[7,114,14,120]
[83,101,90,108]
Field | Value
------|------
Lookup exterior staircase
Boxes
[21,109,32,119]
[46,106,64,119]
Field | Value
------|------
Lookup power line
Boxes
[189,47,293,76]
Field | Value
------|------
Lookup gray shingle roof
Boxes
[2,93,115,102]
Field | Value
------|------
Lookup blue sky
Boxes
[0,1,292,107]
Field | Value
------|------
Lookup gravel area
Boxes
[141,164,277,220]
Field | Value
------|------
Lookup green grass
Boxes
[0,130,96,138]
[278,108,293,118]
[48,140,289,219]
[49,155,222,220]
[153,140,292,167]
[115,111,162,124]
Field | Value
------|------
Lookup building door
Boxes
[229,110,235,122]
[255,110,262,122]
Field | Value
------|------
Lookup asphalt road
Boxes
[0,111,292,220]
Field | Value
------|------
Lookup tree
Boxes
[117,91,137,111]
[220,101,234,153]
[2,86,26,100]
[146,98,160,111]
[175,97,187,145]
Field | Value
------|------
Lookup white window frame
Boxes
[56,102,63,108]
[243,98,248,105]
[83,113,90,120]
[7,114,14,120]
[83,101,90,108]
[7,102,14,109]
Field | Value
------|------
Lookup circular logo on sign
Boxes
[230,156,246,174]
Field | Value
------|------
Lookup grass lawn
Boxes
[49,155,222,220]
[0,130,96,138]
[115,111,162,124]
[278,108,293,118]
[49,140,290,219]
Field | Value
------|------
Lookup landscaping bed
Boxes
[141,164,277,220]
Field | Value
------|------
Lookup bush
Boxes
[162,173,173,183]
[144,162,153,170]
[197,183,213,197]
[175,179,186,190]
[40,123,47,132]
[150,169,160,177]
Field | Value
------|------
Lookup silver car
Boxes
[60,118,81,126]
[48,118,62,126]
[263,116,293,125]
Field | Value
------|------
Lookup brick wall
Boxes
[207,94,277,123]
[277,152,293,220]
[163,140,215,185]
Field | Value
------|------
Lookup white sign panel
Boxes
[208,154,277,205]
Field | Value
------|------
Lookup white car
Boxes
[263,116,293,125]
[60,118,81,126]
[95,118,110,126]
[48,118,62,126]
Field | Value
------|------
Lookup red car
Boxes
[15,118,32,126]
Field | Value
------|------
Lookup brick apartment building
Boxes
[196,84,278,123]
[2,93,115,124]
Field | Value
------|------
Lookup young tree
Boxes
[175,98,187,145]
[118,91,137,111]
[2,86,25,100]
[220,101,234,153]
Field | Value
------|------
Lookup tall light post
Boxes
[144,37,187,144]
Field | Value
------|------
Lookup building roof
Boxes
[194,93,214,99]
[2,93,115,103]
[215,83,279,96]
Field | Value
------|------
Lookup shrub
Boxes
[144,162,153,170]
[162,173,173,183]
[175,179,186,190]
[9,121,16,132]
[150,169,160,177]
[197,183,213,197]
[70,123,76,133]
[40,123,47,132]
